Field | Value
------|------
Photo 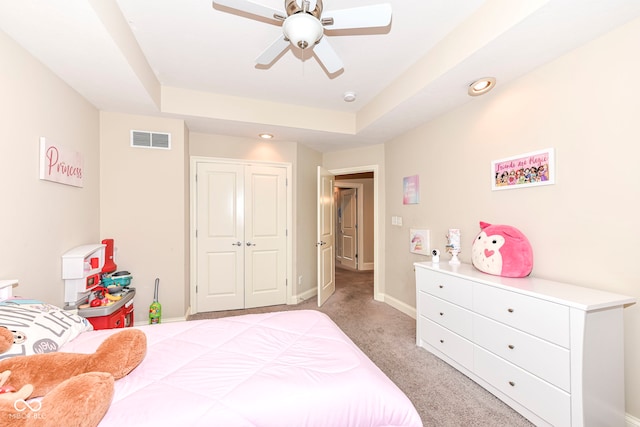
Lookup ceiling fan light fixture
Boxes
[468,77,496,96]
[283,13,323,49]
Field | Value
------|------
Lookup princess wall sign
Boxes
[492,148,554,191]
[39,137,84,187]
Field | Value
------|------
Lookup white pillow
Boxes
[0,297,93,359]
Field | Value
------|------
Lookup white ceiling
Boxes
[1,0,639,152]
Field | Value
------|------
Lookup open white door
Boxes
[337,188,358,270]
[317,166,335,307]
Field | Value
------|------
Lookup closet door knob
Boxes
[246,242,256,246]
[231,241,242,246]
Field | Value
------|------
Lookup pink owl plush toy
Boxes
[471,221,533,278]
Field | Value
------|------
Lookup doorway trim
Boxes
[328,165,381,302]
[189,156,293,315]
[334,182,366,271]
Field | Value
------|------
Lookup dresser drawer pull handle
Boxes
[439,339,444,344]
[508,344,515,350]
[508,381,516,387]
[438,285,444,289]
[507,308,514,313]
[439,312,444,316]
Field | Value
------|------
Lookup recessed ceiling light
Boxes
[343,91,357,102]
[259,133,274,140]
[468,77,496,96]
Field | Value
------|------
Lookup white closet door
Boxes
[196,162,245,312]
[195,161,287,312]
[244,165,287,308]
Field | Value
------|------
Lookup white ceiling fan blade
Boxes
[313,37,343,74]
[212,0,285,22]
[256,35,290,65]
[323,3,392,30]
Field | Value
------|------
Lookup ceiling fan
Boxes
[211,0,392,74]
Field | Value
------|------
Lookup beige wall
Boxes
[383,17,640,417]
[0,30,100,305]
[189,132,322,301]
[190,133,297,163]
[100,112,188,320]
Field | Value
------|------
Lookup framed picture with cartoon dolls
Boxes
[491,148,555,191]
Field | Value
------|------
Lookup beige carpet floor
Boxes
[188,268,534,426]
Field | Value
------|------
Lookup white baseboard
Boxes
[292,287,317,304]
[381,293,416,319]
[360,262,374,271]
[133,315,186,326]
[627,413,640,427]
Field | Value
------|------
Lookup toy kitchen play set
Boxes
[62,239,135,330]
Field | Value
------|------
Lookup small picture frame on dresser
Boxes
[409,229,430,255]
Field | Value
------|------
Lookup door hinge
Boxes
[286,278,288,287]
[196,285,198,293]
[195,229,198,238]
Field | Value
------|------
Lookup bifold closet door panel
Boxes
[196,162,245,312]
[244,165,287,309]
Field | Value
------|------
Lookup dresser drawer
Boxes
[416,268,472,309]
[419,316,473,371]
[474,314,570,392]
[473,284,570,347]
[474,346,570,427]
[419,292,473,340]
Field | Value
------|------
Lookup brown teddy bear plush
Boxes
[0,326,146,427]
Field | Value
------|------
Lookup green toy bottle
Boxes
[149,278,162,324]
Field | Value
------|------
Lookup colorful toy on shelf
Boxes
[101,239,117,274]
[445,228,461,265]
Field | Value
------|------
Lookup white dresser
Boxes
[414,262,635,427]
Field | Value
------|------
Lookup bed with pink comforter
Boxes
[60,310,422,427]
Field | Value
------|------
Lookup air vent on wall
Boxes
[130,130,171,149]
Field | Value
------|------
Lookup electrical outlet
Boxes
[298,275,303,285]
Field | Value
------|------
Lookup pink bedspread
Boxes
[61,310,422,427]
